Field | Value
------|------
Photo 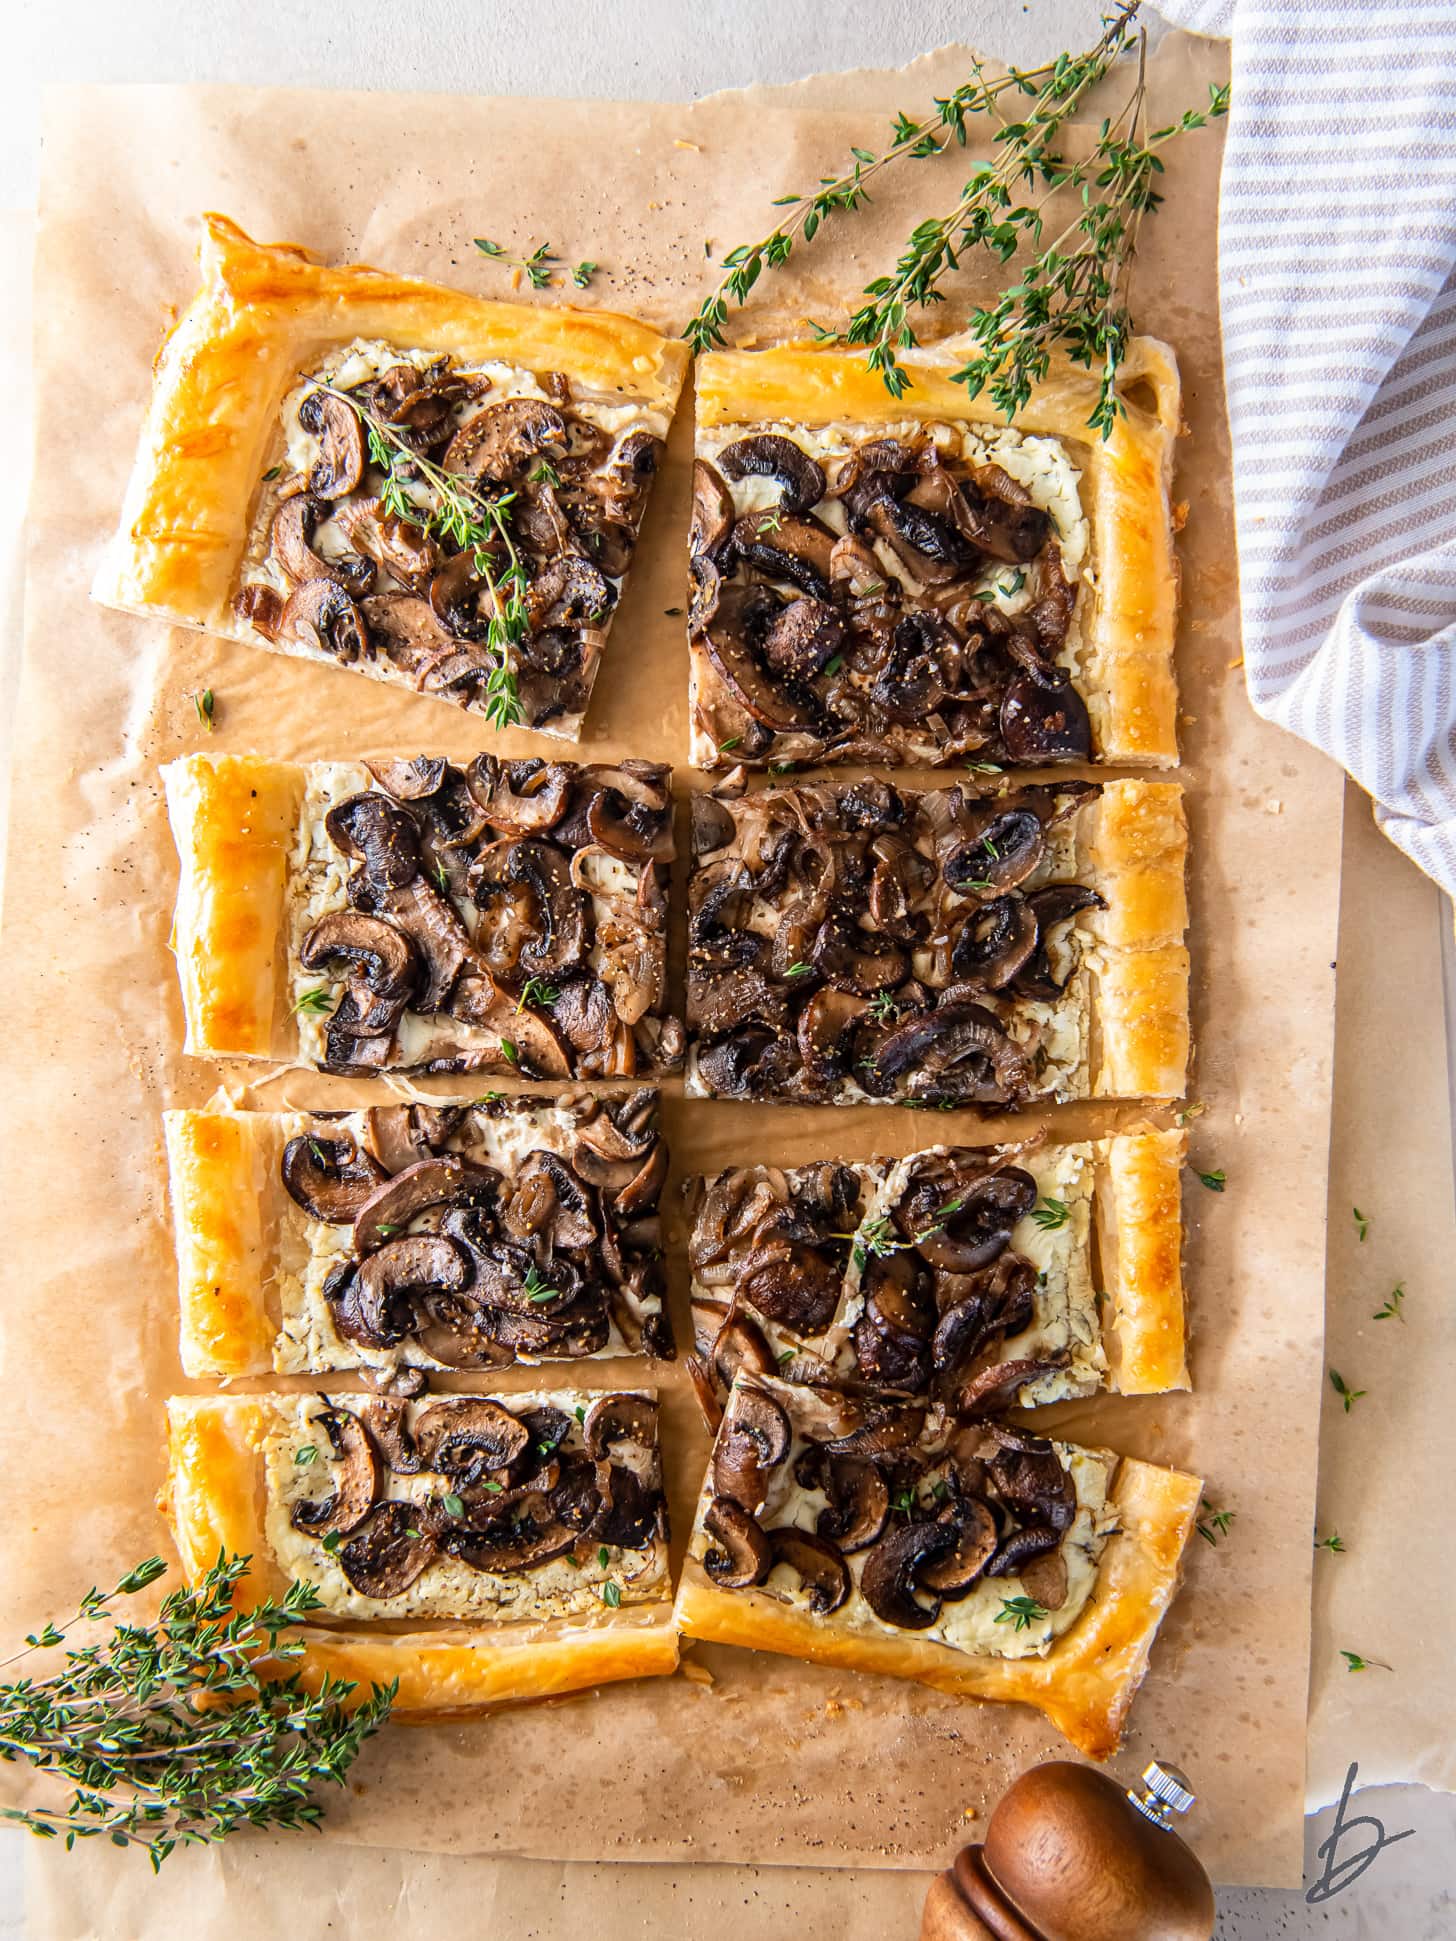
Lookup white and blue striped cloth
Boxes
[1161,0,1456,895]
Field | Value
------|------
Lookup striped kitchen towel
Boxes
[1159,0,1456,896]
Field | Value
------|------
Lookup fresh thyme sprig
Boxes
[315,382,527,729]
[0,1553,391,1870]
[1030,1195,1072,1232]
[995,1595,1048,1631]
[842,1195,969,1270]
[474,237,559,289]
[1328,1369,1366,1414]
[682,28,1136,356]
[1196,1506,1234,1547]
[684,3,1227,438]
[1372,1284,1406,1323]
[516,976,560,1013]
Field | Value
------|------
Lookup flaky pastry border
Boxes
[163,1396,679,1717]
[690,336,1180,767]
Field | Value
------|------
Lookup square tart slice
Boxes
[688,338,1179,769]
[94,215,689,735]
[161,751,679,1078]
[685,774,1187,1107]
[675,1374,1200,1759]
[165,1387,677,1716]
[686,1128,1186,1415]
[166,1088,671,1380]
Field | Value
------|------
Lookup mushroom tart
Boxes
[165,1389,677,1713]
[166,1089,672,1379]
[162,752,680,1077]
[95,217,687,736]
[685,1130,1187,1413]
[674,1373,1200,1760]
[687,338,1179,770]
[685,774,1187,1108]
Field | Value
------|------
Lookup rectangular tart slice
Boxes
[165,1388,677,1715]
[166,1089,671,1379]
[95,215,689,736]
[685,775,1187,1107]
[688,338,1179,769]
[686,1129,1186,1414]
[162,751,679,1077]
[674,1373,1200,1758]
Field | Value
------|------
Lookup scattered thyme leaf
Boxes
[1328,1369,1366,1414]
[1372,1284,1406,1322]
[1197,1169,1226,1193]
[192,689,215,733]
[499,1038,520,1066]
[516,976,560,1013]
[572,260,599,288]
[442,1494,464,1518]
[291,987,333,1017]
[1031,1196,1072,1232]
[1315,1532,1346,1554]
[994,1596,1047,1632]
[1353,1206,1369,1242]
[293,1445,318,1467]
[1195,1507,1234,1547]
[601,1581,622,1609]
[597,1546,611,1569]
[1341,1650,1391,1673]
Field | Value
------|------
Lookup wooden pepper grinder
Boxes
[921,1759,1216,1941]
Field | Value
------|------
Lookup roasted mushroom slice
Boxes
[760,598,845,684]
[859,1520,956,1629]
[298,389,366,499]
[352,1155,495,1253]
[917,1497,998,1599]
[279,578,369,661]
[718,435,827,516]
[346,1234,470,1346]
[289,1408,380,1537]
[269,495,373,595]
[942,806,1045,895]
[740,1242,843,1336]
[988,1439,1077,1534]
[985,1523,1063,1580]
[894,1166,1038,1274]
[335,496,441,593]
[367,756,450,802]
[583,1393,660,1460]
[466,756,573,836]
[585,769,674,864]
[712,1384,791,1513]
[796,988,869,1079]
[444,397,567,482]
[1000,666,1093,765]
[281,1133,388,1223]
[732,511,835,602]
[299,911,419,1026]
[813,1455,891,1554]
[703,1498,772,1589]
[413,1397,531,1476]
[765,1527,850,1613]
[958,465,1053,564]
[337,1500,440,1598]
[870,1003,1031,1106]
[326,792,423,891]
[950,894,1041,989]
[691,459,736,562]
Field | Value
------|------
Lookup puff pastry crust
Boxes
[164,1392,678,1716]
[689,336,1179,769]
[685,1126,1186,1412]
[674,1375,1200,1759]
[161,751,679,1076]
[165,1089,672,1378]
[684,775,1188,1106]
[94,214,689,735]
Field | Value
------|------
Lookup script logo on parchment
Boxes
[1305,1761,1414,1904]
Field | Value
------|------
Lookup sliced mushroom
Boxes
[279,578,369,661]
[696,1299,777,1389]
[760,598,844,683]
[367,756,450,801]
[335,495,441,593]
[988,1440,1077,1534]
[585,771,674,864]
[894,1167,1038,1274]
[796,987,869,1079]
[958,465,1052,563]
[1010,884,1107,1000]
[868,1003,1031,1107]
[732,511,835,602]
[1000,667,1093,764]
[867,493,977,585]
[702,620,813,732]
[691,460,736,562]
[299,911,419,1022]
[956,1352,1070,1417]
[413,1397,531,1475]
[352,1154,496,1253]
[526,555,615,633]
[444,397,567,482]
[859,1520,956,1629]
[466,756,573,836]
[765,1526,850,1613]
[917,1498,998,1599]
[942,806,1045,895]
[298,389,366,499]
[703,1498,772,1588]
[345,1233,470,1345]
[950,894,1041,989]
[810,912,907,996]
[583,1393,659,1460]
[269,495,373,595]
[740,1242,842,1336]
[326,792,422,891]
[281,1133,388,1223]
[712,1384,791,1513]
[985,1523,1062,1580]
[718,435,826,515]
[289,1408,380,1537]
[337,1500,440,1598]
[814,1455,891,1554]
[505,1149,598,1249]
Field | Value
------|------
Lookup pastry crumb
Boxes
[1171,500,1189,531]
[674,138,701,151]
[679,1660,715,1688]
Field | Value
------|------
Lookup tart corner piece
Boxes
[164,1388,679,1716]
[673,1373,1200,1759]
[688,335,1179,770]
[96,214,689,733]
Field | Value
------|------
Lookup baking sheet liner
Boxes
[2,30,1352,1890]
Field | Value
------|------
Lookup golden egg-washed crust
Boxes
[1097,1125,1190,1394]
[94,213,689,641]
[1082,779,1190,1100]
[690,336,1179,768]
[163,1396,679,1717]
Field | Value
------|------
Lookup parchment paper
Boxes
[2,30,1348,1890]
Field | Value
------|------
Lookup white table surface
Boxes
[5,3,1455,1935]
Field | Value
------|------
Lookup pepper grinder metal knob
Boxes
[920,1757,1216,1941]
